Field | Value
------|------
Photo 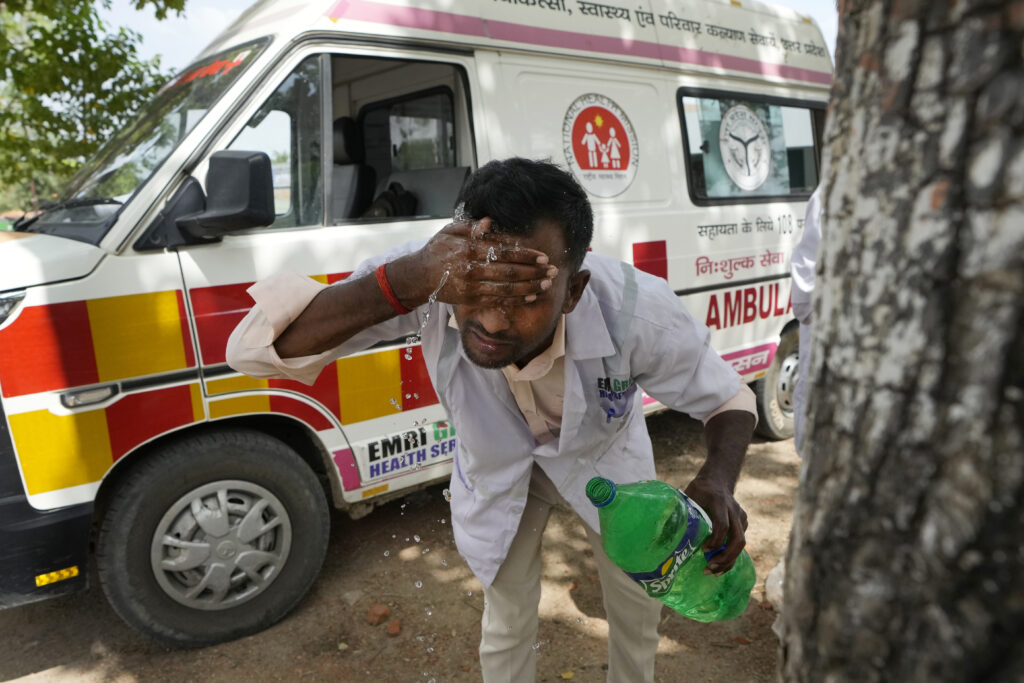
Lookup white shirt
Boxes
[791,186,822,325]
[791,186,823,453]
[227,244,751,586]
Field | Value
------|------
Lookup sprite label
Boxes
[622,492,702,597]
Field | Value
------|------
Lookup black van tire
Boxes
[96,429,329,648]
[753,326,798,441]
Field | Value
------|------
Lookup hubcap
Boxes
[151,480,292,611]
[775,351,800,415]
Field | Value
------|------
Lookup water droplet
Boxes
[389,398,397,405]
[413,393,419,399]
[404,354,413,361]
[405,537,410,542]
[486,245,497,263]
[440,518,446,525]
[440,559,448,568]
[466,591,473,597]
[425,608,433,616]
[576,617,582,623]
[417,636,425,642]
[415,580,423,589]
[405,393,412,399]
[392,534,397,539]
[426,647,435,653]
[442,488,451,502]
[414,534,421,542]
[383,550,390,557]
[422,547,430,554]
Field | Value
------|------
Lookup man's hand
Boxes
[685,409,755,575]
[683,475,748,575]
[394,217,557,309]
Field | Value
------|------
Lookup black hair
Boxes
[456,157,594,272]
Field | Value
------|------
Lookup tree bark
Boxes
[780,1,1024,681]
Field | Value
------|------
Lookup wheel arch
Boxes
[92,414,340,534]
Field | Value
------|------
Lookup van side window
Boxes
[326,55,472,223]
[678,89,821,204]
[362,89,455,176]
[229,55,324,228]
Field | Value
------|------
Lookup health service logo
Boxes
[562,93,638,198]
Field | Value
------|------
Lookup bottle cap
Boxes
[585,477,616,507]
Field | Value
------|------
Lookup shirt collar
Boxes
[448,314,567,381]
[503,315,565,382]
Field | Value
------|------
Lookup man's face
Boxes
[454,219,590,369]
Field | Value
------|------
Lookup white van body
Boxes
[0,0,831,644]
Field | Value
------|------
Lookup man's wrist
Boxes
[385,252,431,310]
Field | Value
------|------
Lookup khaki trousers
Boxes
[479,466,662,683]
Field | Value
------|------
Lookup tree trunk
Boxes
[780,1,1024,681]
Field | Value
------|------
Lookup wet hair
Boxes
[456,157,594,272]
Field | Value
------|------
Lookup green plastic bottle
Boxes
[585,476,756,622]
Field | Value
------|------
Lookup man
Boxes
[790,185,823,455]
[227,158,756,682]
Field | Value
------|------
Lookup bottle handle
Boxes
[703,544,727,562]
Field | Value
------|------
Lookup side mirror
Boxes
[178,150,275,238]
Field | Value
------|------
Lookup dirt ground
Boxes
[0,412,800,682]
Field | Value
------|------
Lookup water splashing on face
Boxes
[453,201,467,223]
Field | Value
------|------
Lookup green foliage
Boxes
[0,0,186,210]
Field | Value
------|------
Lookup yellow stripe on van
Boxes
[87,291,187,382]
[207,375,270,395]
[9,409,112,495]
[209,394,271,419]
[190,383,206,422]
[311,274,329,285]
[337,351,402,424]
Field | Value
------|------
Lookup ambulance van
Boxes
[0,0,832,645]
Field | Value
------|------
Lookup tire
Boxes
[753,326,798,440]
[96,429,329,648]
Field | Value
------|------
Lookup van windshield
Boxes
[17,39,268,245]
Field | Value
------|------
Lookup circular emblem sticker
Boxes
[562,94,638,198]
[718,104,771,191]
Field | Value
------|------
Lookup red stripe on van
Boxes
[327,1,833,86]
[632,241,668,280]
[268,394,335,432]
[268,367,342,430]
[189,283,254,366]
[0,301,99,397]
[399,345,439,411]
[107,384,196,460]
[327,271,352,284]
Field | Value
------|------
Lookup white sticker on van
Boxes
[562,93,638,198]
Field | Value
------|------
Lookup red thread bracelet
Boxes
[376,263,411,315]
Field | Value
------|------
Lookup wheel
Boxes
[96,429,329,648]
[753,326,798,440]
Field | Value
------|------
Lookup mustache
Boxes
[463,320,515,344]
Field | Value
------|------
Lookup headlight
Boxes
[0,290,26,326]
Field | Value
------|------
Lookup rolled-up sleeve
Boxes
[225,272,337,385]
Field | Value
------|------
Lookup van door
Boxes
[174,46,478,507]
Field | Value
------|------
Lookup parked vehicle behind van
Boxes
[0,0,832,646]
